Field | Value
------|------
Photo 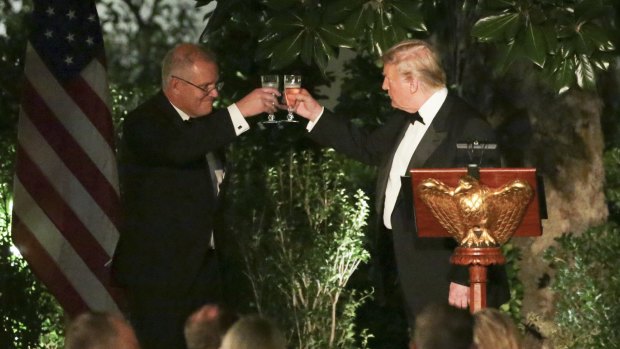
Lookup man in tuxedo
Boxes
[292,39,509,326]
[112,43,279,349]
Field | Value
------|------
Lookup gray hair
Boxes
[161,43,217,90]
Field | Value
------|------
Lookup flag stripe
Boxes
[80,56,113,115]
[12,181,120,315]
[23,44,119,194]
[64,70,115,149]
[21,82,120,231]
[12,216,89,316]
[17,113,118,254]
[15,145,113,279]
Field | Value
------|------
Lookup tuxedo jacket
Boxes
[309,93,509,317]
[112,91,235,294]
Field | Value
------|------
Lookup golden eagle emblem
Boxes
[418,175,534,247]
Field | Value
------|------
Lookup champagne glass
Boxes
[261,74,280,124]
[283,74,302,122]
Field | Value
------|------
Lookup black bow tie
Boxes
[409,112,425,125]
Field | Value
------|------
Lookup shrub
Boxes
[221,148,373,349]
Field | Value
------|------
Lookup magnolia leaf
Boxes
[385,22,408,48]
[324,0,363,23]
[318,24,355,48]
[300,31,314,65]
[483,0,517,10]
[572,32,591,55]
[574,0,608,22]
[590,51,614,70]
[371,11,389,56]
[494,39,520,74]
[314,32,337,61]
[343,7,367,37]
[471,12,521,42]
[255,31,281,60]
[313,35,331,73]
[269,31,304,70]
[553,58,575,94]
[523,21,547,68]
[391,0,427,32]
[542,24,558,53]
[266,13,304,34]
[261,0,297,11]
[580,23,615,52]
[576,54,596,90]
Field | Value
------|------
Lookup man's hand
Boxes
[448,282,469,309]
[292,89,323,122]
[235,87,281,117]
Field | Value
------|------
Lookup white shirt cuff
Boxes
[228,104,250,135]
[306,107,325,132]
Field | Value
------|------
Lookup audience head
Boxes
[220,315,286,349]
[64,311,140,349]
[474,308,522,349]
[412,303,474,349]
[184,304,237,349]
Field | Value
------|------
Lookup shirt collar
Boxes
[170,101,191,121]
[417,87,448,124]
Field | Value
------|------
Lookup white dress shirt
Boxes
[383,88,448,229]
[171,102,250,135]
[306,88,448,229]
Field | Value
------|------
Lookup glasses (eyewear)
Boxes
[172,75,224,95]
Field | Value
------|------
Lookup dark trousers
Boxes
[127,250,222,349]
[390,196,510,325]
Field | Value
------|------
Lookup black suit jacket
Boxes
[112,91,236,295]
[308,93,509,317]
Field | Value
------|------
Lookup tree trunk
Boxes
[488,75,608,346]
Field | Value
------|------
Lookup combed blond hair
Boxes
[474,308,522,349]
[382,39,446,90]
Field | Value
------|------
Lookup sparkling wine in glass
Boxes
[283,74,302,122]
[261,74,280,124]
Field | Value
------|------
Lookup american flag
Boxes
[11,0,122,316]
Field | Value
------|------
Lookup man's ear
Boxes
[409,77,419,94]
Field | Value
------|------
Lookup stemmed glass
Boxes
[261,74,280,124]
[283,74,302,123]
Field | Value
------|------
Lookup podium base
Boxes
[450,247,506,313]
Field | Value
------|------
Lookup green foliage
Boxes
[0,134,64,349]
[221,148,373,348]
[500,243,523,321]
[542,223,620,348]
[472,0,617,93]
[0,1,65,347]
[97,0,206,87]
[604,147,620,219]
[199,0,427,74]
[532,146,620,348]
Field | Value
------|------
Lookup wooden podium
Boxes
[410,168,544,312]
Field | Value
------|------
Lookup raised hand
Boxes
[292,88,323,122]
[235,87,281,117]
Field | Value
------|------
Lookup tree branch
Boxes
[121,0,145,28]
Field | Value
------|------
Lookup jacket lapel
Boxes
[375,113,410,214]
[408,94,454,168]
